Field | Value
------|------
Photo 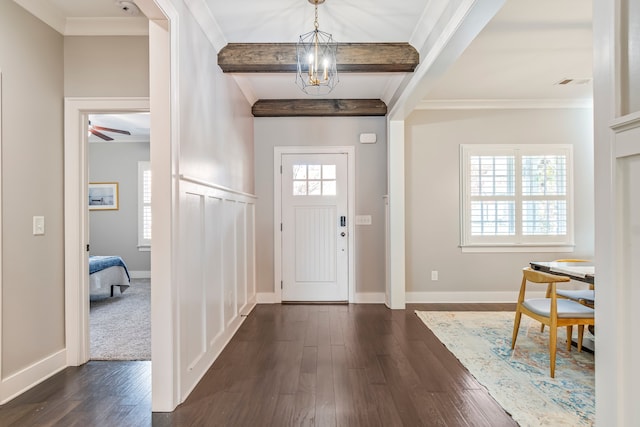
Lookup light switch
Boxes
[33,216,45,235]
[355,215,372,225]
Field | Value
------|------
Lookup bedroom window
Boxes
[138,161,151,250]
[460,144,574,252]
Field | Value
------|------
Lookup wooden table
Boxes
[530,261,595,285]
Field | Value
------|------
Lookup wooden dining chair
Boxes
[511,267,595,378]
[540,259,594,332]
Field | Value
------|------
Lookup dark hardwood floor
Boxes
[0,303,517,427]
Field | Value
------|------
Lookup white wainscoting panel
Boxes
[205,195,224,348]
[223,199,237,328]
[178,178,257,402]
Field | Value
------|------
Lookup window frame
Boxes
[137,160,151,250]
[459,144,575,252]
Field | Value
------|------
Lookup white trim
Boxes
[386,120,406,309]
[416,98,593,110]
[0,349,66,405]
[64,18,149,36]
[406,291,542,303]
[129,270,152,279]
[144,0,180,411]
[273,146,356,304]
[460,245,575,253]
[12,1,149,36]
[179,174,257,199]
[354,292,386,304]
[0,70,3,398]
[256,292,278,304]
[64,97,150,368]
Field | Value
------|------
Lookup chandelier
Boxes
[296,0,338,95]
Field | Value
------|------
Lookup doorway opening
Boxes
[87,112,151,361]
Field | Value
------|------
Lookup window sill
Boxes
[138,245,151,252]
[460,245,575,253]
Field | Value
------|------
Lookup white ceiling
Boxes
[15,0,593,139]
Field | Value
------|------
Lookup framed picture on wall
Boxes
[89,182,119,210]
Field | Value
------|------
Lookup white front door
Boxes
[281,153,349,301]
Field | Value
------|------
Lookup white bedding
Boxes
[90,265,130,296]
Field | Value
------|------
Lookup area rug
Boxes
[415,311,594,427]
[90,278,151,360]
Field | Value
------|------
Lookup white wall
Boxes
[169,0,257,404]
[0,1,65,396]
[254,116,387,299]
[405,108,594,301]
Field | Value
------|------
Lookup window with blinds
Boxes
[460,145,573,250]
[138,161,151,249]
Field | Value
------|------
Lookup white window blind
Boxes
[138,161,151,249]
[460,144,573,250]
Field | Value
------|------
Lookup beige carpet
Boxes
[90,278,151,360]
[415,311,594,427]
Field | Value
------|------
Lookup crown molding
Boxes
[64,17,149,36]
[14,1,148,36]
[415,98,594,110]
[184,0,227,52]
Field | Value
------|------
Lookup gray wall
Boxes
[65,37,150,273]
[0,22,150,379]
[405,108,595,295]
[0,2,65,377]
[89,141,150,272]
[64,36,149,97]
[254,116,387,295]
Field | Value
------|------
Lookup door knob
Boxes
[341,232,346,237]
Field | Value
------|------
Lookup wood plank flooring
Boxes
[0,303,517,427]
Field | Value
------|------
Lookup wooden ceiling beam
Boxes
[218,43,419,73]
[252,99,387,117]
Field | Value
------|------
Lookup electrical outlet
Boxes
[431,270,438,281]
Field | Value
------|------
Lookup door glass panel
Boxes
[293,165,307,180]
[323,164,336,179]
[292,164,337,196]
[308,165,321,180]
[308,181,321,195]
[293,181,307,196]
[323,181,336,195]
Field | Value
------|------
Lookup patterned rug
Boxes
[415,311,594,427]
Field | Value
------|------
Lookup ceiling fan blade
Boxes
[92,125,131,135]
[90,129,114,141]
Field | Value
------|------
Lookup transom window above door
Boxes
[292,164,337,196]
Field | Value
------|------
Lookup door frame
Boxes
[64,97,150,366]
[274,146,355,303]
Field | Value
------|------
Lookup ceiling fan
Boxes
[88,120,131,141]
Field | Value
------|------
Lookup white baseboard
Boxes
[259,291,540,305]
[354,292,386,303]
[0,349,67,404]
[406,291,543,303]
[257,292,277,303]
[257,292,387,304]
[129,270,151,279]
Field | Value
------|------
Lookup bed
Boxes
[89,255,131,297]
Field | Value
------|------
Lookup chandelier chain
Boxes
[314,4,319,30]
